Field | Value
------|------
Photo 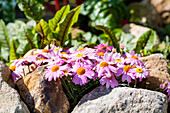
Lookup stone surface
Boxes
[72,86,168,113]
[23,49,36,59]
[122,23,151,42]
[151,0,170,24]
[0,62,30,113]
[128,0,163,28]
[71,28,84,39]
[16,66,70,113]
[138,54,170,90]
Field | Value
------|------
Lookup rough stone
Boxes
[122,23,151,42]
[0,62,30,113]
[128,0,163,28]
[16,66,70,113]
[151,0,170,24]
[138,54,170,90]
[72,86,168,113]
[71,28,84,39]
[23,49,37,59]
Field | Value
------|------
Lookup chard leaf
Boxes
[34,19,50,38]
[95,25,120,52]
[0,20,10,61]
[10,39,17,61]
[58,5,82,47]
[49,5,70,31]
[135,30,157,53]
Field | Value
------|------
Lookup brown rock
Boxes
[0,62,30,113]
[151,0,170,24]
[16,66,70,113]
[138,54,170,90]
[0,62,15,88]
[23,49,37,59]
[71,28,84,39]
[122,23,151,42]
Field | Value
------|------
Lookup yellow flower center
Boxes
[38,58,45,61]
[42,49,50,53]
[78,47,85,51]
[54,48,60,51]
[19,57,24,59]
[123,65,131,72]
[34,53,39,55]
[61,56,68,61]
[61,52,67,54]
[77,67,86,75]
[97,52,104,56]
[116,59,122,62]
[131,56,138,60]
[9,65,16,71]
[51,65,59,72]
[100,62,109,67]
[76,53,83,57]
[106,75,113,80]
[136,68,143,73]
[63,70,68,74]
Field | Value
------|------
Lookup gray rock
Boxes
[72,86,168,113]
[0,62,14,88]
[0,62,30,113]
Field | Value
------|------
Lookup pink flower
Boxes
[100,73,119,89]
[96,53,117,78]
[163,79,170,101]
[95,42,114,53]
[9,65,24,81]
[124,50,143,66]
[71,62,95,86]
[45,63,68,81]
[129,65,150,81]
[116,65,133,83]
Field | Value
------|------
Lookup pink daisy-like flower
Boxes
[33,45,52,59]
[163,79,170,101]
[45,63,68,81]
[100,73,119,89]
[71,62,95,86]
[96,53,117,78]
[111,53,125,67]
[116,65,133,83]
[9,65,24,81]
[95,42,114,53]
[124,50,144,66]
[129,65,150,81]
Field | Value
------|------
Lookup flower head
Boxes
[71,62,95,86]
[129,65,150,81]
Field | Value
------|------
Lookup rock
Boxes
[151,0,170,24]
[16,66,70,113]
[0,62,30,113]
[0,62,15,88]
[71,28,84,39]
[138,54,170,90]
[72,86,168,113]
[128,0,163,28]
[122,23,151,42]
[23,49,37,59]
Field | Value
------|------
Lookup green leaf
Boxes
[34,19,50,38]
[0,19,10,61]
[10,39,17,61]
[49,5,70,31]
[134,30,157,53]
[58,5,82,47]
[95,25,120,52]
[17,0,44,21]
